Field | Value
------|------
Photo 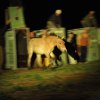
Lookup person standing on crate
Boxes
[80,11,98,28]
[0,20,10,71]
[46,9,62,29]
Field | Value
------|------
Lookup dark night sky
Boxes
[0,0,100,31]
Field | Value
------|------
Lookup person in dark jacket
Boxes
[50,32,80,65]
[47,9,62,28]
[81,11,97,27]
[65,32,80,64]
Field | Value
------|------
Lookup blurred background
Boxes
[0,0,99,30]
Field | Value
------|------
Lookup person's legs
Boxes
[80,46,87,62]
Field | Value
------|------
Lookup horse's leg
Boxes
[44,56,51,68]
[27,50,33,69]
[50,52,55,58]
[49,52,56,67]
[36,54,43,68]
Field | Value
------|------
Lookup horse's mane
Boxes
[48,33,61,39]
[49,33,57,36]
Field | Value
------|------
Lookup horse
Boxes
[27,35,67,68]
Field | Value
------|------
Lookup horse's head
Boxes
[46,35,67,53]
[56,37,67,52]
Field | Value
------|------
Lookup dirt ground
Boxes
[0,61,100,100]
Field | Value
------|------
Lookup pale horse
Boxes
[27,35,67,68]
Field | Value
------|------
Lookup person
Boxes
[28,31,36,39]
[80,11,97,28]
[65,32,80,64]
[41,29,49,38]
[0,20,10,71]
[46,9,62,28]
[77,27,90,63]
